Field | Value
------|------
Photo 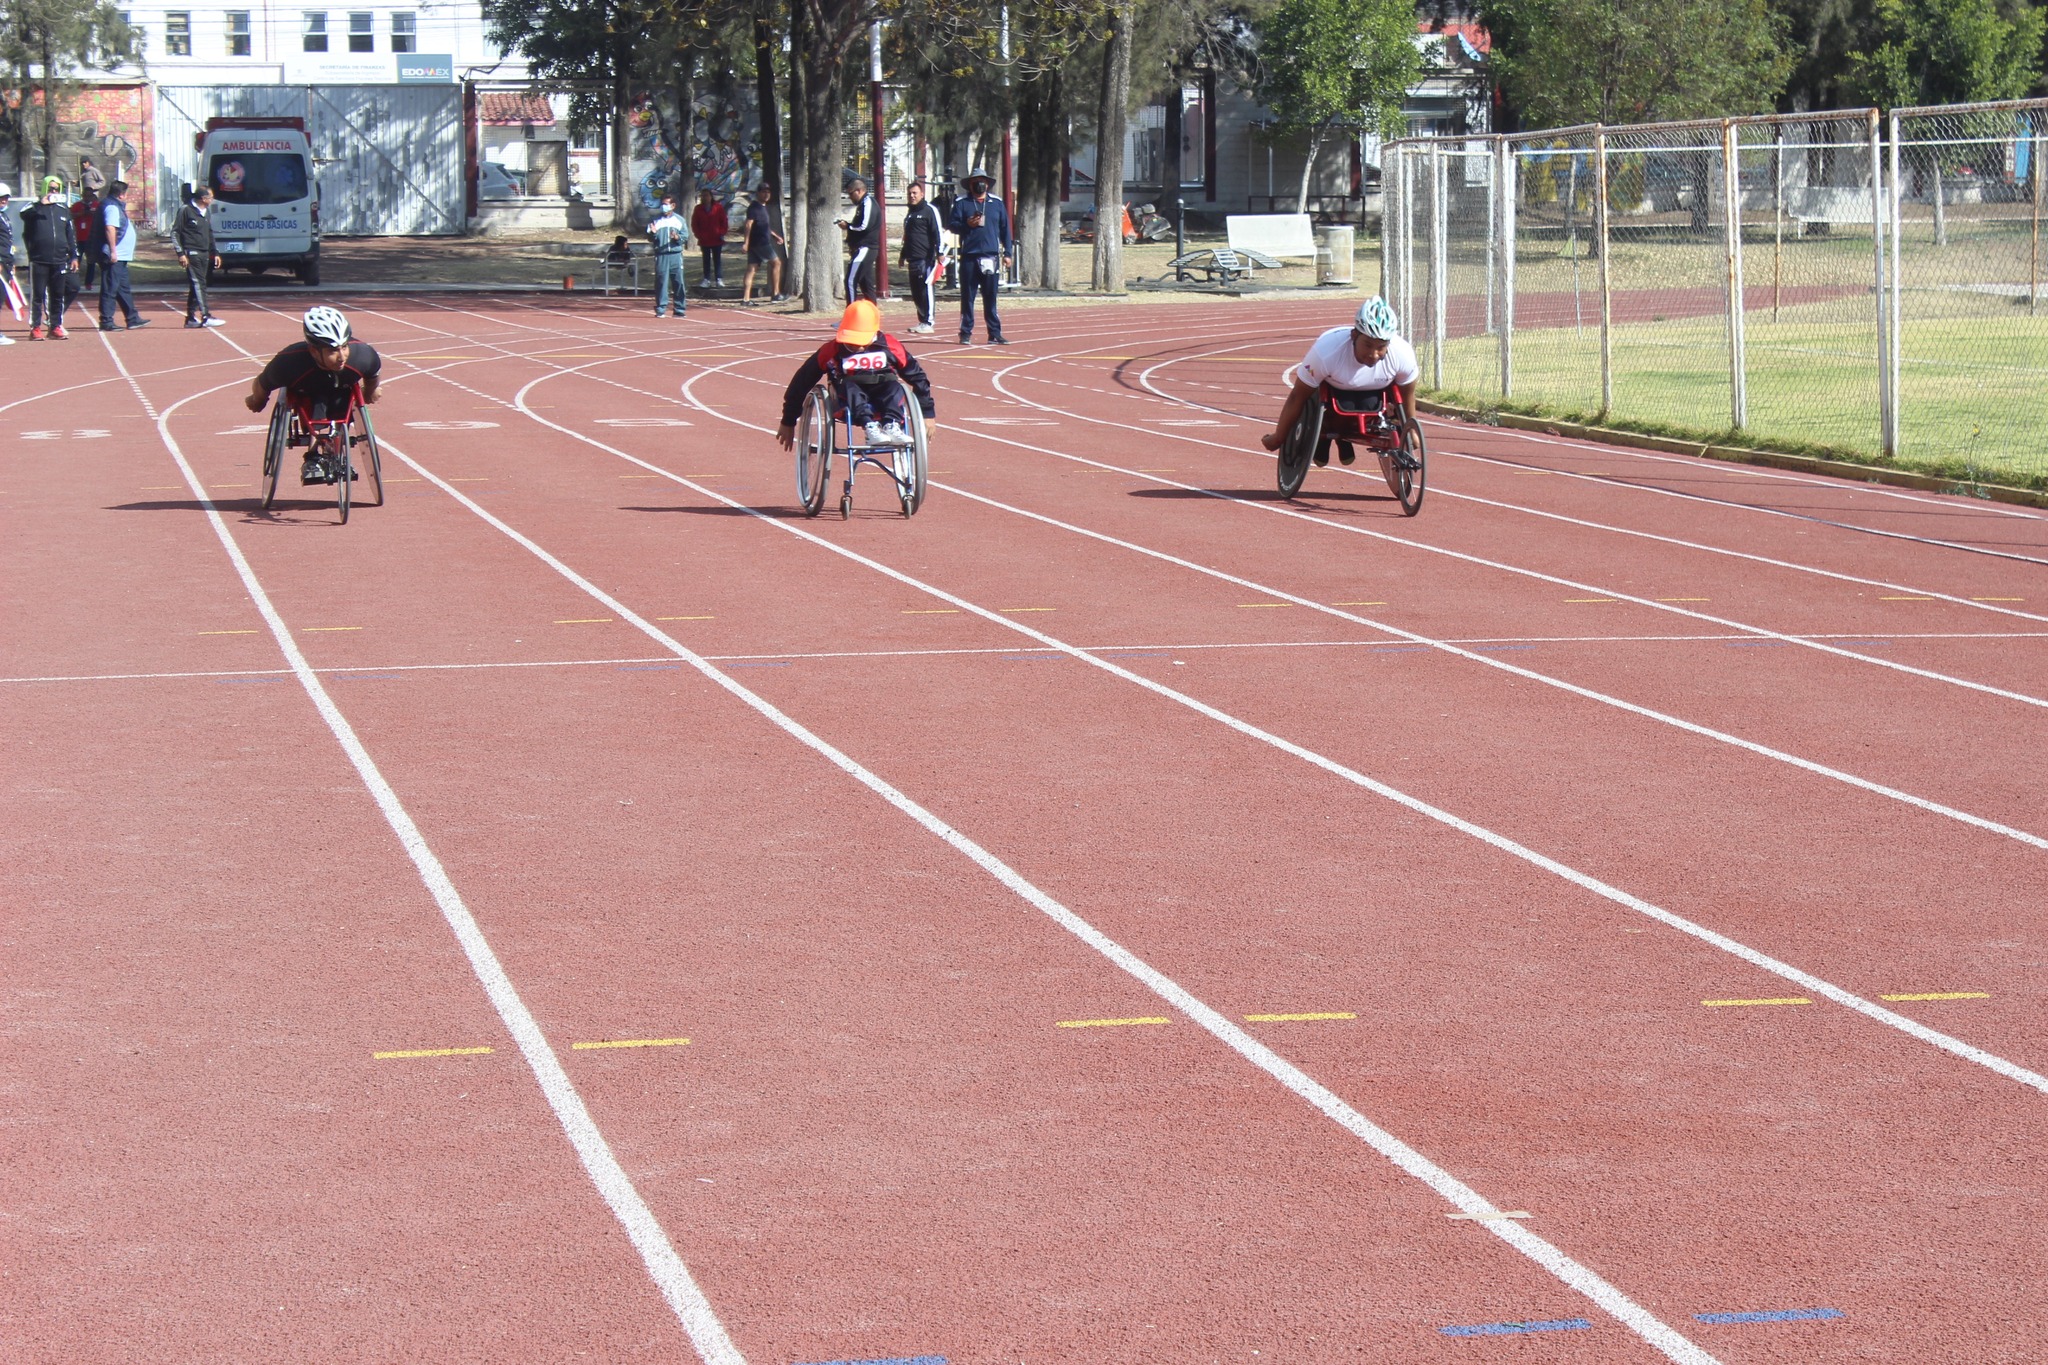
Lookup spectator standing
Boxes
[72,186,98,288]
[97,180,148,332]
[0,182,17,345]
[898,179,945,334]
[79,157,106,196]
[21,176,77,339]
[175,187,224,328]
[837,176,880,303]
[646,193,688,318]
[691,189,728,290]
[947,169,1011,345]
[741,182,786,304]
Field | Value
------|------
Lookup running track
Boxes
[7,290,2046,1365]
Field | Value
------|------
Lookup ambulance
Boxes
[198,117,321,284]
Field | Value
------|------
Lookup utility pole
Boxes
[871,20,889,298]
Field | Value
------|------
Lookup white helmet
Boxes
[302,305,351,347]
[1353,295,1399,340]
[0,183,12,198]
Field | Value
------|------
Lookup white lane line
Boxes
[670,358,2048,1098]
[112,339,746,1365]
[491,332,2048,855]
[376,414,1723,1365]
[15,631,2044,688]
[977,352,2048,713]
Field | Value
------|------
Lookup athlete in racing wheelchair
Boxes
[776,301,937,518]
[1261,296,1428,514]
[244,305,384,521]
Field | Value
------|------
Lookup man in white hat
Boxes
[945,168,1011,345]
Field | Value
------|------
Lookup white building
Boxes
[104,0,523,85]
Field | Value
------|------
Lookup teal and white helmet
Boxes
[1353,295,1399,340]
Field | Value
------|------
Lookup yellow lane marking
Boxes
[1000,607,1056,613]
[1057,1017,1170,1029]
[1565,598,1618,603]
[656,615,715,621]
[386,477,423,482]
[304,626,361,632]
[1971,597,2023,602]
[1880,596,1934,601]
[1332,600,1388,606]
[1245,1011,1356,1023]
[1655,597,1710,602]
[199,629,260,635]
[555,618,614,624]
[1881,991,1990,1002]
[903,608,961,614]
[571,1037,691,1050]
[1702,997,1810,1008]
[1448,1211,1531,1221]
[374,1046,495,1059]
[1238,602,1291,609]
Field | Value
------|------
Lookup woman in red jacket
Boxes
[690,189,729,291]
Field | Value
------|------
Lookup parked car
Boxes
[478,161,522,200]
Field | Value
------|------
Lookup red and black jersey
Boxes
[780,334,936,426]
[259,340,381,419]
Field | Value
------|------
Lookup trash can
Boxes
[1316,225,1356,284]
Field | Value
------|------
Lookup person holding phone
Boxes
[946,168,1011,346]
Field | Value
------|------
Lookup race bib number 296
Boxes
[841,351,888,373]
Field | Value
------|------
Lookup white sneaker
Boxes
[862,420,886,446]
[0,334,15,345]
[910,322,933,334]
[880,421,911,446]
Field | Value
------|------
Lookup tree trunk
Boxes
[40,40,57,183]
[1090,2,1133,293]
[787,0,809,298]
[1016,79,1045,288]
[1297,127,1324,215]
[610,35,631,228]
[650,59,698,206]
[753,13,782,196]
[800,44,845,310]
[1039,74,1064,290]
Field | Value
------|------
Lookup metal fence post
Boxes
[1430,141,1447,388]
[1869,109,1895,461]
[2031,111,2042,315]
[1400,147,1418,336]
[1887,111,1904,460]
[1722,120,1748,429]
[1594,125,1612,416]
[1484,138,1496,336]
[1500,139,1516,399]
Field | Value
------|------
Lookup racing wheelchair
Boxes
[259,383,383,524]
[792,375,929,519]
[1275,383,1426,516]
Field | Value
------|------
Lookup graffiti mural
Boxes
[628,87,761,222]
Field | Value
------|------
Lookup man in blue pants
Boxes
[97,181,149,332]
[647,194,688,318]
[946,168,1011,345]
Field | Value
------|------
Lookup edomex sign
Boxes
[396,54,454,84]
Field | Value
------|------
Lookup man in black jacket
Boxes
[20,176,76,340]
[898,179,945,334]
[175,187,224,328]
[837,176,880,303]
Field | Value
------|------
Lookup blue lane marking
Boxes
[1441,1318,1592,1337]
[1695,1308,1844,1325]
[1096,651,1171,659]
[1467,644,1534,652]
[793,1357,947,1365]
[1832,640,1893,648]
[724,661,791,669]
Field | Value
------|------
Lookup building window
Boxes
[302,11,326,51]
[389,11,415,52]
[165,11,191,55]
[120,11,143,52]
[348,11,372,51]
[226,10,251,55]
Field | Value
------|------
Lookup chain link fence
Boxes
[1383,100,2048,486]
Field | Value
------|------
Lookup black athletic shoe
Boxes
[1336,442,1355,466]
[1312,444,1330,468]
[126,317,151,330]
[301,458,330,485]
[990,336,1011,345]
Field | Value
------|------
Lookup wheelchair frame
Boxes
[259,383,383,525]
[1276,383,1427,516]
[793,375,930,520]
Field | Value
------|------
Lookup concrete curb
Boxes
[1418,399,2048,511]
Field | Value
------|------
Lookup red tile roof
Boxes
[479,92,555,127]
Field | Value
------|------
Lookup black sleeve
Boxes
[887,336,936,419]
[351,342,382,381]
[258,347,308,393]
[780,346,832,426]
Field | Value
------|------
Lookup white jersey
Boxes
[1295,326,1421,391]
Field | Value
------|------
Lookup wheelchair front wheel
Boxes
[350,404,383,507]
[1380,417,1427,517]
[1277,403,1321,500]
[795,386,832,516]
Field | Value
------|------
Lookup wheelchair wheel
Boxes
[795,386,832,516]
[260,402,288,510]
[1379,416,1427,517]
[334,434,351,526]
[350,404,383,507]
[896,378,930,516]
[1277,402,1321,500]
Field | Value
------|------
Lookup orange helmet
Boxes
[835,300,881,345]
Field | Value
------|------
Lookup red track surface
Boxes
[7,289,2046,1365]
